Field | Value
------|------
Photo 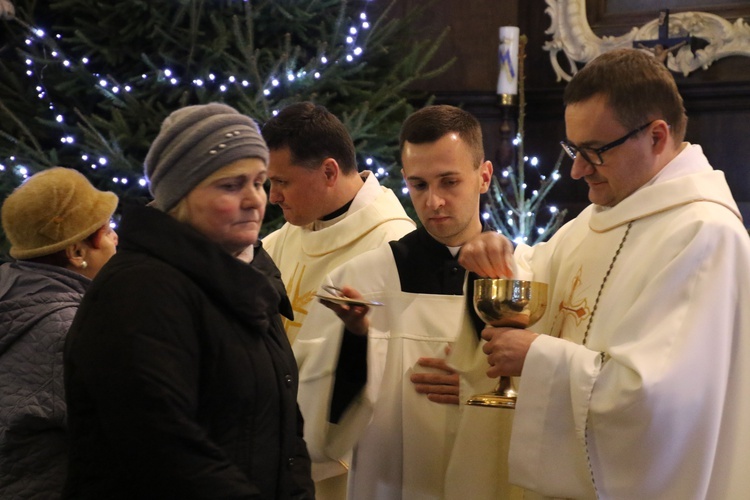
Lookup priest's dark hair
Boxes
[399,105,485,168]
[564,48,688,144]
[261,101,358,174]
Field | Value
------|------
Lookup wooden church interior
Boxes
[392,0,750,225]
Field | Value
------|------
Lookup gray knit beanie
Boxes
[144,103,269,212]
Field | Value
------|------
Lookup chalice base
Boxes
[466,377,516,410]
[465,390,516,409]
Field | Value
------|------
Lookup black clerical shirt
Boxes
[330,227,484,422]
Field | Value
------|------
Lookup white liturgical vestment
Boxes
[509,144,750,499]
[295,228,522,500]
[262,172,414,495]
[262,171,415,344]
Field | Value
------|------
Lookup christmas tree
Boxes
[483,35,566,245]
[0,0,452,253]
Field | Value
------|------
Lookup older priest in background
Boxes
[260,102,415,345]
[260,102,414,500]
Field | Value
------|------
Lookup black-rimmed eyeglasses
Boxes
[560,121,654,166]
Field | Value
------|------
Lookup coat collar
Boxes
[117,204,293,321]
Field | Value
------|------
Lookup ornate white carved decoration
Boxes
[544,0,750,81]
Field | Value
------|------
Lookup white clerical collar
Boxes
[596,143,706,213]
[312,170,380,231]
[643,143,709,187]
[447,245,461,257]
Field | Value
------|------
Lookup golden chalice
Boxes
[466,279,548,409]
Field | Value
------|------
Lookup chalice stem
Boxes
[467,278,548,408]
[496,376,517,399]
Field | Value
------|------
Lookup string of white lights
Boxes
[2,4,376,188]
[482,133,565,244]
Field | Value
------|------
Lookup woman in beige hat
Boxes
[63,103,314,499]
[0,167,118,498]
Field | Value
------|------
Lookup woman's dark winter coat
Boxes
[63,205,314,499]
[0,262,89,498]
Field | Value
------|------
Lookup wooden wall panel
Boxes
[390,0,518,92]
[395,0,750,225]
[518,1,750,222]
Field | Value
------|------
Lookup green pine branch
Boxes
[0,0,452,251]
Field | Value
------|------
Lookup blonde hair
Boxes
[167,198,190,223]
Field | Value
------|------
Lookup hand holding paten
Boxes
[317,285,371,336]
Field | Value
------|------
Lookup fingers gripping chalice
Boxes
[466,279,548,409]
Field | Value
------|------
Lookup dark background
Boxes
[391,0,750,225]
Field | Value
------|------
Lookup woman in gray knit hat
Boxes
[63,103,315,499]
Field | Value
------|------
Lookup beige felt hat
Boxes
[1,167,118,259]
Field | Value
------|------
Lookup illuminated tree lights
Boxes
[482,148,566,245]
[3,8,373,183]
[0,0,451,247]
[481,34,566,245]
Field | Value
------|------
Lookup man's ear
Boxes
[321,158,340,186]
[479,160,493,194]
[650,120,671,155]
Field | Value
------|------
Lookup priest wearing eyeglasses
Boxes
[460,48,750,499]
